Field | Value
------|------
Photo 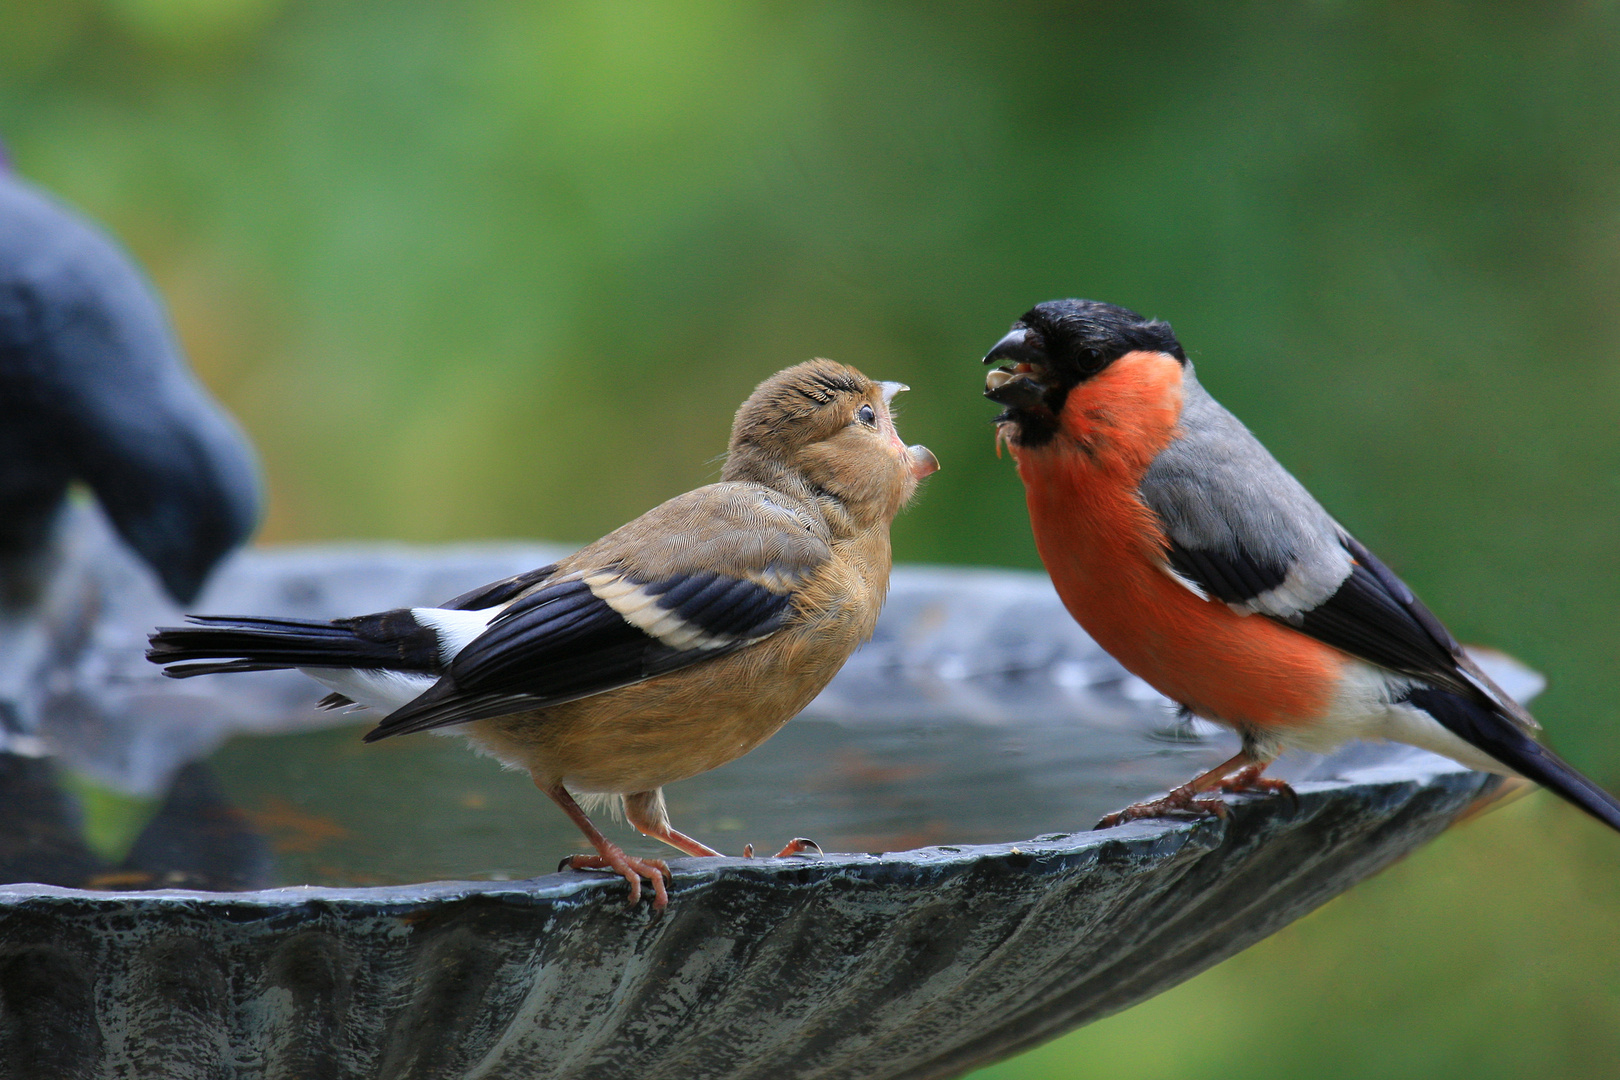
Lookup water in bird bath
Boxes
[0,703,1234,892]
[189,709,1232,889]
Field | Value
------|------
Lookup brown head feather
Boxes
[724,359,932,532]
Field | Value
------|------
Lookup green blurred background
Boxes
[6,1,1619,1075]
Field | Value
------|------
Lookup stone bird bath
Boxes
[0,508,1524,1080]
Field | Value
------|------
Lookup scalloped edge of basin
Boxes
[0,751,1504,1080]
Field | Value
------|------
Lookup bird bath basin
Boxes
[0,509,1522,1079]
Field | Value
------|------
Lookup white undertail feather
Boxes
[1287,659,1514,775]
[303,668,436,714]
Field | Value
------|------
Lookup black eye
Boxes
[856,404,876,427]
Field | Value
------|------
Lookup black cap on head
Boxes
[987,299,1184,375]
[982,299,1185,446]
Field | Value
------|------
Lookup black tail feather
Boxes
[147,611,440,678]
[1406,686,1620,833]
[160,659,313,678]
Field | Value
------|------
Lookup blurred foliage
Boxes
[4,1,1620,1076]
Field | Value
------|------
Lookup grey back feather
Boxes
[1139,367,1352,619]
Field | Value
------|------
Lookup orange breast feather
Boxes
[1011,351,1342,729]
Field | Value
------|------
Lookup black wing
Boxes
[316,563,562,709]
[1164,546,1290,607]
[1143,382,1534,728]
[438,563,559,610]
[363,567,797,740]
[1164,531,1530,724]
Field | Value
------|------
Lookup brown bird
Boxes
[149,360,939,907]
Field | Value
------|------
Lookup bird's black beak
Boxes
[982,328,1049,409]
[983,328,1033,367]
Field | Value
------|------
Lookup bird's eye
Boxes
[856,404,876,427]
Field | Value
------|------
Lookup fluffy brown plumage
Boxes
[149,359,937,906]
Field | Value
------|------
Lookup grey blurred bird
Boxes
[150,360,939,907]
[0,165,259,605]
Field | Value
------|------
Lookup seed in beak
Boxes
[985,368,1014,392]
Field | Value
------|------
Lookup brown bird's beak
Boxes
[983,328,1050,409]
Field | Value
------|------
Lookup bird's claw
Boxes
[1095,787,1229,829]
[1217,764,1298,808]
[562,851,672,910]
[1218,761,1302,809]
[1096,765,1301,829]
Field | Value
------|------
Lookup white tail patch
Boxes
[411,606,504,662]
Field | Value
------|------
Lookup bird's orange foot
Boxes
[1218,765,1298,808]
[561,848,671,909]
[1095,785,1229,829]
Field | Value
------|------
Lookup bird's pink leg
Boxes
[623,791,724,858]
[1096,750,1295,829]
[620,792,821,860]
[541,782,670,909]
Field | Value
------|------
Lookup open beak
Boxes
[982,328,1049,408]
[906,444,939,479]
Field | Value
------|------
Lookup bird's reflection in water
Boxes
[0,754,271,891]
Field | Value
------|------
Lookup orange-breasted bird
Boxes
[983,298,1620,832]
[149,360,939,906]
